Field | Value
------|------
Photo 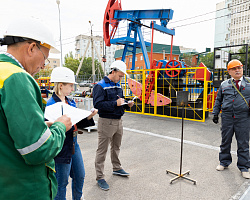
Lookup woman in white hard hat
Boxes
[47,67,97,200]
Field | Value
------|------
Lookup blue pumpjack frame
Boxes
[110,9,175,70]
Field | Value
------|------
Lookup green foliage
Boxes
[199,52,214,69]
[182,53,193,66]
[34,66,53,79]
[64,52,80,73]
[63,52,104,78]
[235,46,250,67]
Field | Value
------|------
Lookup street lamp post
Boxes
[89,21,95,83]
[56,0,63,67]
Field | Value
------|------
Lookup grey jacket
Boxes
[212,76,250,118]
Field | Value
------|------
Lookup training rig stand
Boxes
[166,91,196,185]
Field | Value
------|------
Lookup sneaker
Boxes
[97,179,109,191]
[242,172,250,179]
[113,169,130,176]
[216,165,227,171]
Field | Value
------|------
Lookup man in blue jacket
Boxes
[212,59,250,179]
[93,60,134,190]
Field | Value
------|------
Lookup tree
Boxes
[63,52,104,80]
[235,46,250,67]
[199,52,214,69]
[34,65,53,79]
[182,53,193,66]
[63,52,80,73]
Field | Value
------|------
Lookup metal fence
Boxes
[122,67,213,122]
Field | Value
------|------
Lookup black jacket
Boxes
[46,93,95,163]
[93,76,129,119]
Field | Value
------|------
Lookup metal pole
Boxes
[245,44,248,76]
[89,21,95,83]
[179,104,184,175]
[103,38,106,76]
[56,0,63,67]
[170,34,173,60]
[150,21,154,68]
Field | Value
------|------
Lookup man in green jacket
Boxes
[0,17,72,199]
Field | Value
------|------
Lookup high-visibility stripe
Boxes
[17,128,52,155]
[103,85,121,90]
[42,98,47,105]
[0,62,26,89]
[4,53,24,69]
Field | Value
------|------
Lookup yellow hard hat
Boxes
[227,59,243,70]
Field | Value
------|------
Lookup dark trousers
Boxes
[220,114,250,172]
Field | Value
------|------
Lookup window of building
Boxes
[140,55,143,60]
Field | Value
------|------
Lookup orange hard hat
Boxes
[227,59,243,70]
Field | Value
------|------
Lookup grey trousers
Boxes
[220,114,250,172]
[95,117,123,180]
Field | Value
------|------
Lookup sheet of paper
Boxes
[44,102,92,125]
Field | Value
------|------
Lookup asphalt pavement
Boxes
[61,105,250,200]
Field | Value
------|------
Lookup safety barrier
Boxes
[71,97,97,132]
[71,97,93,111]
[122,66,214,122]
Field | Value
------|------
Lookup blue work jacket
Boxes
[46,93,94,164]
[93,76,129,119]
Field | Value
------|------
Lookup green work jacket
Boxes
[0,54,66,200]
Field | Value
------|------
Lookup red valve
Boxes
[165,60,181,78]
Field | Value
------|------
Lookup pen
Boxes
[117,95,120,99]
[132,96,137,101]
[61,105,63,115]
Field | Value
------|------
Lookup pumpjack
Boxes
[103,0,211,120]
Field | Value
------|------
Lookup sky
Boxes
[0,0,223,61]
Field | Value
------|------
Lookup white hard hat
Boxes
[110,60,128,75]
[3,17,59,53]
[50,67,77,84]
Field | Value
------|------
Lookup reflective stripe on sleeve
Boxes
[103,85,121,90]
[17,128,52,155]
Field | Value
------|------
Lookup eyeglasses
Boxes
[229,66,243,71]
[36,44,50,66]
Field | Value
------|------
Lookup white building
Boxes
[230,0,250,45]
[75,35,103,60]
[214,0,250,49]
[214,0,231,48]
[48,58,60,68]
[75,34,123,74]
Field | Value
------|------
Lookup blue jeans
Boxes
[54,142,85,200]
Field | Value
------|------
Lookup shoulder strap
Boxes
[231,80,249,107]
[245,77,250,83]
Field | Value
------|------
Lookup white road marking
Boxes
[124,127,237,155]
